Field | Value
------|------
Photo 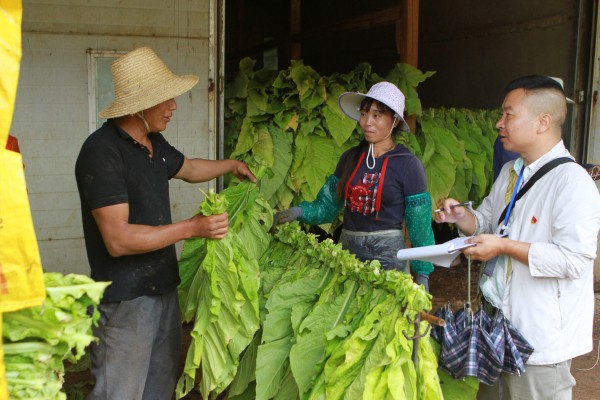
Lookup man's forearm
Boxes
[456,210,478,236]
[98,219,195,257]
[177,158,237,183]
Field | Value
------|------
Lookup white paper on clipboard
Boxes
[396,236,476,268]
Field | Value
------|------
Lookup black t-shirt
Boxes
[335,144,427,232]
[75,120,185,302]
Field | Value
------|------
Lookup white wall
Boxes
[11,0,217,275]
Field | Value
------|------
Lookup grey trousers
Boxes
[477,360,575,400]
[87,290,182,400]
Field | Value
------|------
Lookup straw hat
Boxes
[99,47,199,119]
[338,81,410,132]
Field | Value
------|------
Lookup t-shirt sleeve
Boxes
[155,133,185,178]
[75,143,129,210]
[401,156,427,196]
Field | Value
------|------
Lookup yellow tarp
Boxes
[0,316,5,400]
[0,149,45,310]
[1,0,22,147]
[1,1,46,398]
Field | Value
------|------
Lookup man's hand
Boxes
[189,212,229,239]
[434,197,477,236]
[462,234,506,262]
[273,206,303,225]
[434,198,469,223]
[231,160,257,183]
[462,234,530,265]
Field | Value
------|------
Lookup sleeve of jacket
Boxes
[297,174,344,225]
[404,192,435,275]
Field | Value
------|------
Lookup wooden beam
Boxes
[398,0,419,67]
[303,5,403,37]
[289,0,302,60]
[293,2,419,67]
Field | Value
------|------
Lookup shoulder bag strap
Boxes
[497,157,575,225]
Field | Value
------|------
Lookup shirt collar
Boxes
[513,140,571,182]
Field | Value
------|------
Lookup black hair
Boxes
[504,75,566,96]
[359,97,395,115]
[504,75,569,128]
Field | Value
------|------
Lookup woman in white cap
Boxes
[75,47,255,399]
[274,81,435,291]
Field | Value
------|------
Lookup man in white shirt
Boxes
[435,75,600,400]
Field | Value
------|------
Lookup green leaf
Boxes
[424,154,456,207]
[228,331,260,397]
[303,138,339,200]
[227,59,253,99]
[259,127,293,205]
[255,338,293,400]
[323,84,358,147]
[386,63,436,116]
[253,125,275,166]
[273,367,299,400]
[289,61,325,110]
[231,117,257,159]
[290,279,358,397]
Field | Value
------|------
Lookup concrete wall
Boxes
[11,0,215,275]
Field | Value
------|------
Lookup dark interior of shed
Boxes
[224,0,416,84]
[224,0,596,162]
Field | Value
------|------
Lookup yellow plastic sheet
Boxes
[1,0,45,307]
[0,149,45,311]
[1,0,22,147]
[0,316,5,400]
[1,1,45,398]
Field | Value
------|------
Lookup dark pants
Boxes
[87,290,182,400]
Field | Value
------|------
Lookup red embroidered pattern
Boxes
[344,151,390,219]
[348,173,380,215]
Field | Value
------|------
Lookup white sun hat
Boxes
[99,47,199,119]
[338,81,410,132]
[549,76,575,104]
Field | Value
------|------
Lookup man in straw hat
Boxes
[75,46,256,399]
[436,75,600,399]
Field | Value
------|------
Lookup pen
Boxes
[434,200,472,213]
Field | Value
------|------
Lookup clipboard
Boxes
[396,236,476,268]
